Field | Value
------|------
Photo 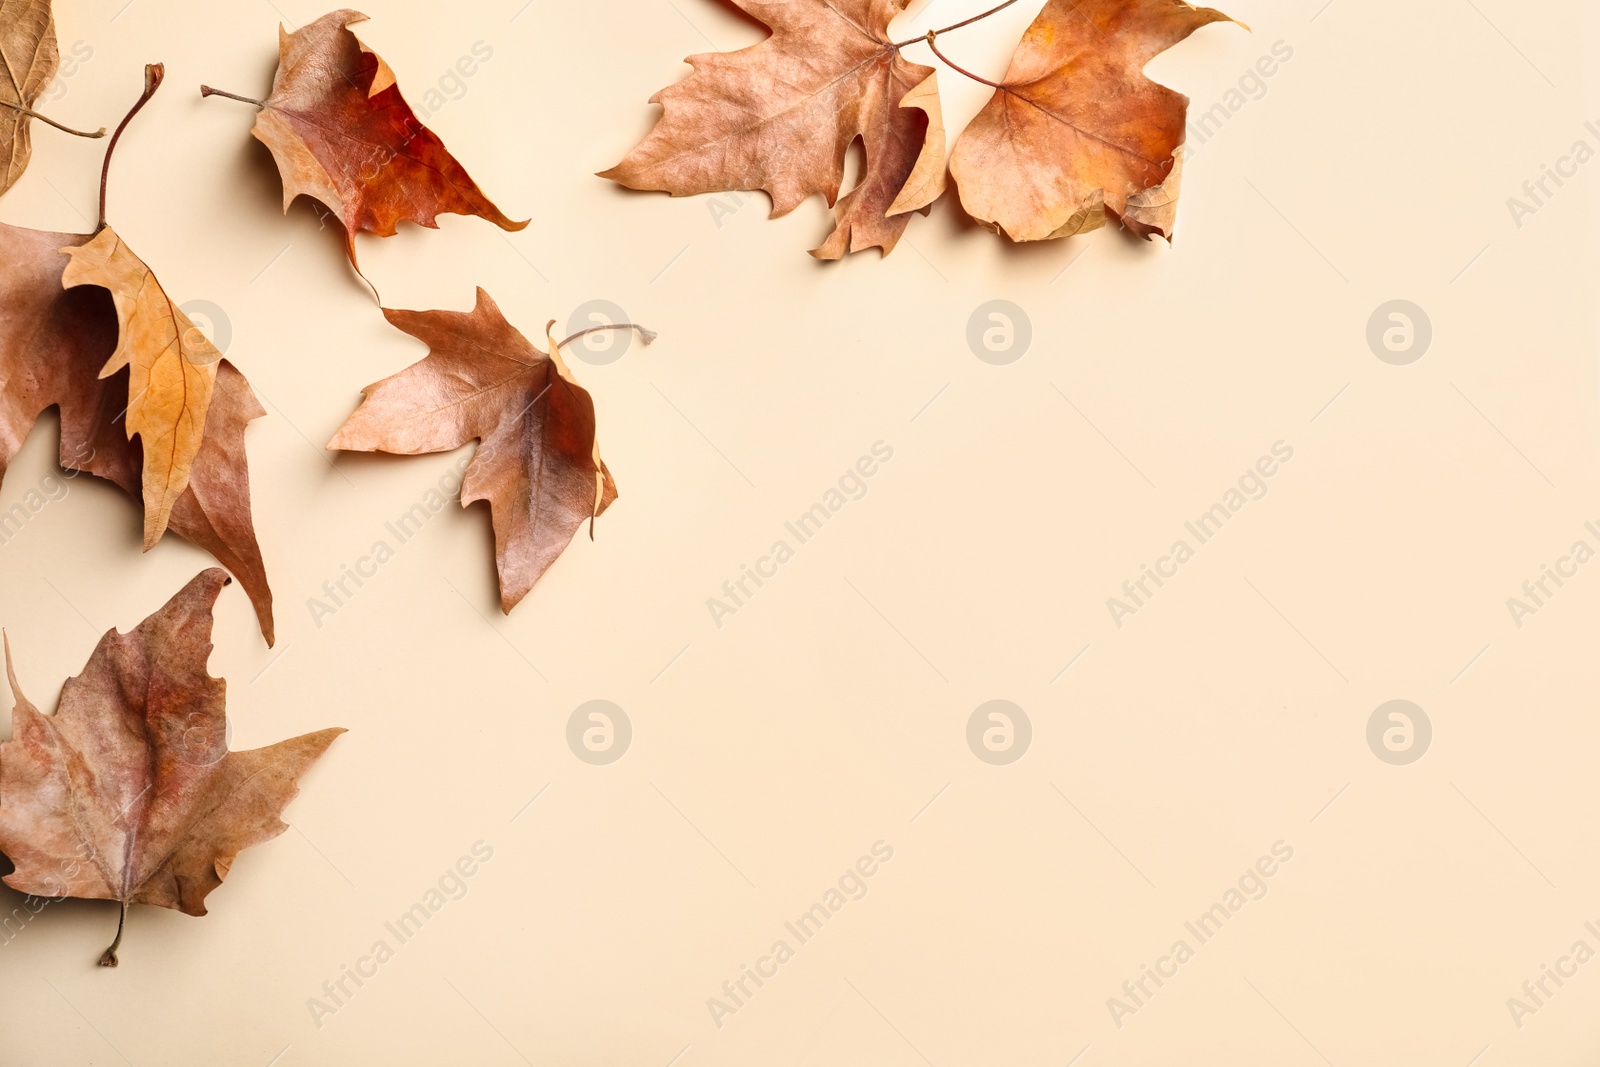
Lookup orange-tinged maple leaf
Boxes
[948,0,1239,242]
[206,9,526,265]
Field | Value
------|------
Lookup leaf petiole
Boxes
[921,30,1008,90]
[0,100,105,138]
[555,323,658,352]
[199,86,267,108]
[98,64,165,233]
[99,901,126,967]
[889,0,1022,48]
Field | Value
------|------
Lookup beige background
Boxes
[0,0,1597,1063]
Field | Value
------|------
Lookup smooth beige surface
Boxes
[0,0,1596,1064]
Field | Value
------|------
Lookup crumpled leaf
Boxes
[0,569,343,965]
[0,220,276,644]
[237,8,527,263]
[948,0,1238,243]
[600,0,944,259]
[61,226,221,549]
[0,0,58,197]
[328,288,619,613]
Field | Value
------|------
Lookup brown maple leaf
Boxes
[946,0,1239,242]
[202,9,527,265]
[0,219,277,644]
[328,289,644,612]
[600,0,946,259]
[0,569,343,965]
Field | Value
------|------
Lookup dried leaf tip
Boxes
[2,630,23,707]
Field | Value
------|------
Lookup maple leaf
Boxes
[203,9,527,265]
[0,219,277,644]
[947,0,1239,242]
[0,569,343,965]
[328,289,642,612]
[0,0,58,196]
[600,0,946,259]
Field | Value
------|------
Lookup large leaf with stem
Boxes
[328,289,653,612]
[0,65,276,643]
[0,570,342,966]
[945,0,1238,242]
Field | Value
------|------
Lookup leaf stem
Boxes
[199,86,267,108]
[555,323,659,351]
[0,100,105,138]
[921,31,1007,90]
[98,901,127,967]
[890,0,1022,48]
[98,64,165,233]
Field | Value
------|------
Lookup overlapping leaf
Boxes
[0,220,276,643]
[607,0,1238,254]
[61,226,222,548]
[601,0,945,259]
[0,569,342,965]
[949,0,1237,242]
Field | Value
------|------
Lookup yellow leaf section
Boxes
[60,227,220,549]
[886,73,947,218]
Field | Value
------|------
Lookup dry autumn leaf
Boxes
[946,0,1239,242]
[202,8,527,266]
[601,0,945,259]
[608,0,1243,256]
[61,226,221,549]
[1,0,107,197]
[0,0,60,195]
[0,221,277,644]
[0,66,276,643]
[0,569,343,966]
[328,289,650,612]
